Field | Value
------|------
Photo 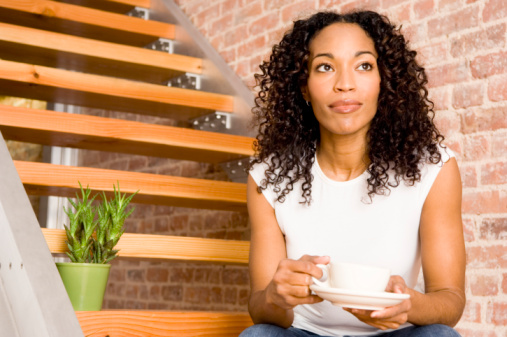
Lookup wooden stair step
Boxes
[15,161,247,211]
[0,22,201,83]
[0,105,254,163]
[0,0,173,46]
[0,60,234,120]
[76,311,253,337]
[58,0,151,13]
[43,228,249,264]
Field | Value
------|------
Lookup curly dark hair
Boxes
[249,10,445,205]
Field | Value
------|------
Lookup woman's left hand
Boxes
[343,275,412,331]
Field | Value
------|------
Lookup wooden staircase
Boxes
[0,0,254,336]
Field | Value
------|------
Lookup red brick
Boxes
[149,285,160,300]
[491,131,507,158]
[184,286,210,304]
[489,75,507,102]
[401,23,427,42]
[452,82,483,109]
[109,268,126,282]
[456,328,497,337]
[427,62,469,88]
[211,286,223,303]
[237,35,266,58]
[427,6,479,38]
[461,165,477,188]
[211,13,234,33]
[238,1,262,20]
[434,111,460,135]
[451,24,506,58]
[460,300,481,323]
[413,0,434,20]
[466,245,507,268]
[224,287,238,304]
[194,268,221,284]
[266,0,296,10]
[210,34,224,51]
[127,270,145,282]
[438,0,462,11]
[482,162,507,185]
[381,0,408,8]
[463,134,490,161]
[480,217,507,240]
[222,267,249,285]
[416,41,447,65]
[342,0,380,13]
[471,51,507,79]
[147,268,169,283]
[249,13,280,35]
[487,302,507,325]
[125,284,139,299]
[170,267,194,283]
[239,289,250,305]
[503,273,507,294]
[154,217,168,232]
[220,48,236,64]
[125,300,146,309]
[462,190,502,214]
[428,88,449,110]
[461,106,507,134]
[470,274,499,296]
[161,285,183,301]
[462,218,476,242]
[195,4,221,27]
[221,0,242,13]
[282,0,315,22]
[483,0,507,22]
[224,24,247,47]
[388,3,411,22]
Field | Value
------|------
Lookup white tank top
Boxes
[249,146,453,336]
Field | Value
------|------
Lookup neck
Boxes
[317,133,370,182]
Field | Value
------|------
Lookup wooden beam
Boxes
[43,228,250,264]
[0,0,172,46]
[0,60,234,119]
[0,22,201,83]
[15,161,247,211]
[0,105,254,163]
[76,311,253,337]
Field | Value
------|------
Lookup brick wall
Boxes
[77,0,506,334]
[169,0,506,335]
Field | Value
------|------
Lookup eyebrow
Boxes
[312,50,377,60]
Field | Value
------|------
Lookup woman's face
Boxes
[302,23,381,140]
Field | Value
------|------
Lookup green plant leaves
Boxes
[63,182,138,264]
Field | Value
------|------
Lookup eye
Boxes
[316,63,334,72]
[357,62,373,71]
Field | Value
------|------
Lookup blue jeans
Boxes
[239,324,461,337]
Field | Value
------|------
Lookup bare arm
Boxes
[346,158,466,329]
[247,175,328,328]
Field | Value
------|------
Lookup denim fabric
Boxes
[239,324,461,337]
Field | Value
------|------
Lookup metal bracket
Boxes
[220,157,251,183]
[145,38,175,54]
[165,73,201,90]
[190,111,232,132]
[127,7,149,20]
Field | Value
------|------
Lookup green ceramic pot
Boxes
[56,262,111,311]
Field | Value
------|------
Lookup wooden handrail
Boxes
[76,311,253,337]
[63,0,151,12]
[43,228,249,264]
[0,0,172,46]
[0,105,254,163]
[0,22,200,82]
[0,60,234,119]
[15,161,247,211]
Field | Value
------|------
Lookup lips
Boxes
[329,100,362,113]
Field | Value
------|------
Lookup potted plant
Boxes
[55,182,137,311]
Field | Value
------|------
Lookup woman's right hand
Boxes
[265,255,330,310]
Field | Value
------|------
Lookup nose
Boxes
[334,68,355,92]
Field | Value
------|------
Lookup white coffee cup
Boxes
[313,261,390,293]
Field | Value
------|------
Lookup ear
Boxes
[301,86,310,102]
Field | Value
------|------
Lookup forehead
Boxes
[309,23,377,56]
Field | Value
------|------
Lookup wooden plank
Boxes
[0,0,172,46]
[14,161,247,211]
[0,60,234,120]
[43,228,250,264]
[0,22,201,83]
[57,0,151,13]
[76,311,253,337]
[0,105,254,163]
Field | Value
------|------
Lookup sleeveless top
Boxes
[249,146,454,336]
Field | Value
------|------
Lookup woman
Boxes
[241,10,466,337]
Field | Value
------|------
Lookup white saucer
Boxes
[310,284,410,310]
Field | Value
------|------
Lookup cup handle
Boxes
[312,264,330,287]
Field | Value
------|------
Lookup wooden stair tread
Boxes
[0,22,201,83]
[0,105,254,163]
[0,60,234,119]
[76,310,253,337]
[58,0,151,13]
[43,228,249,264]
[0,0,173,46]
[15,161,247,211]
